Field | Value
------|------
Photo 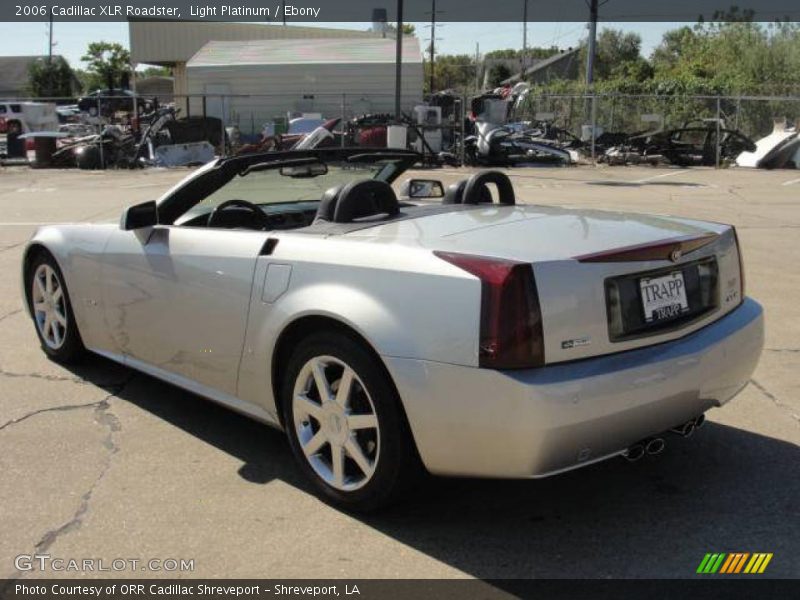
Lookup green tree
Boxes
[28,56,76,98]
[81,41,131,90]
[488,64,512,87]
[425,54,476,93]
[650,20,800,94]
[383,22,416,37]
[582,28,645,82]
[73,69,103,94]
[485,47,560,61]
[650,26,698,72]
[137,66,171,78]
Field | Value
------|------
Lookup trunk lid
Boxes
[348,205,743,364]
[346,204,723,262]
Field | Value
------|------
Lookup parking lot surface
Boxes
[0,164,798,580]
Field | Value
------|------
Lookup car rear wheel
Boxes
[26,252,86,363]
[281,331,421,511]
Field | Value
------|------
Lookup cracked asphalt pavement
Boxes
[0,165,797,581]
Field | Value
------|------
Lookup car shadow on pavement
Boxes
[68,356,800,579]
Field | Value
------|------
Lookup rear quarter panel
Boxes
[236,234,481,414]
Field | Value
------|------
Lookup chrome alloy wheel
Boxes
[292,355,380,491]
[31,263,68,350]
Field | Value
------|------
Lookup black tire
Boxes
[281,331,422,512]
[26,250,86,363]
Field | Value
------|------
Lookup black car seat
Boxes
[462,170,516,205]
[442,179,493,204]
[313,185,344,223]
[333,180,399,223]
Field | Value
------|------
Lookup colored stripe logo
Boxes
[697,553,773,574]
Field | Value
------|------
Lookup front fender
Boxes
[22,224,117,352]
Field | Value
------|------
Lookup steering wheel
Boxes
[462,171,516,206]
[206,199,271,230]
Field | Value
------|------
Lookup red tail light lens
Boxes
[435,251,545,369]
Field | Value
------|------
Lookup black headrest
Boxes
[442,180,466,204]
[313,185,343,223]
[442,179,492,205]
[462,171,515,205]
[333,180,399,223]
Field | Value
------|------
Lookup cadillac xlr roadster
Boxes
[22,148,764,510]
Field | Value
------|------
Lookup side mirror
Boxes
[400,178,445,199]
[120,200,158,230]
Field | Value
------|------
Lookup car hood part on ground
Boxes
[736,118,800,169]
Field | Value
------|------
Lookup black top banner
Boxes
[3,0,800,23]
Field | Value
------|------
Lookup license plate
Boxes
[639,271,689,323]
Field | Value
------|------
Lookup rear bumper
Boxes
[385,298,764,478]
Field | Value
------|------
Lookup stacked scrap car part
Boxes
[235,118,341,156]
[47,108,227,169]
[600,120,756,167]
[737,118,800,169]
[463,93,581,167]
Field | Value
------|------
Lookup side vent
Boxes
[260,238,279,256]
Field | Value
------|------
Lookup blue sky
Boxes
[0,21,680,68]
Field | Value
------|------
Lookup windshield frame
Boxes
[156,148,420,226]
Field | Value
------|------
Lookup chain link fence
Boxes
[515,93,800,157]
[4,91,800,165]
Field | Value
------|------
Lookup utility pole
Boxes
[429,0,436,94]
[394,0,404,121]
[47,11,54,97]
[585,0,598,85]
[47,11,53,62]
[521,0,528,77]
[585,0,600,161]
[474,42,480,91]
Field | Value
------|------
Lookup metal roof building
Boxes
[129,20,381,112]
[184,37,423,133]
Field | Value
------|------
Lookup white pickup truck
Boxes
[0,101,59,134]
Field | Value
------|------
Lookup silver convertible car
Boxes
[22,148,763,511]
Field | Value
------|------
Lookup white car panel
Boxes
[385,298,763,478]
[344,204,723,261]
[235,235,481,416]
[102,226,270,394]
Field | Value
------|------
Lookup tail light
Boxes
[435,251,545,369]
[732,226,746,300]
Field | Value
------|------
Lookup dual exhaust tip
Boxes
[670,414,706,438]
[624,414,705,462]
[624,437,665,462]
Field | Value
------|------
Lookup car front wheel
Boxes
[281,331,421,511]
[26,251,86,363]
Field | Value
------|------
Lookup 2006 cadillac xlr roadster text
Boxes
[22,148,763,511]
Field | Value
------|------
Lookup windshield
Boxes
[157,149,418,226]
[198,162,385,211]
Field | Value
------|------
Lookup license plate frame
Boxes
[639,270,690,323]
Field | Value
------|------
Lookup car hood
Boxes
[344,204,726,262]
